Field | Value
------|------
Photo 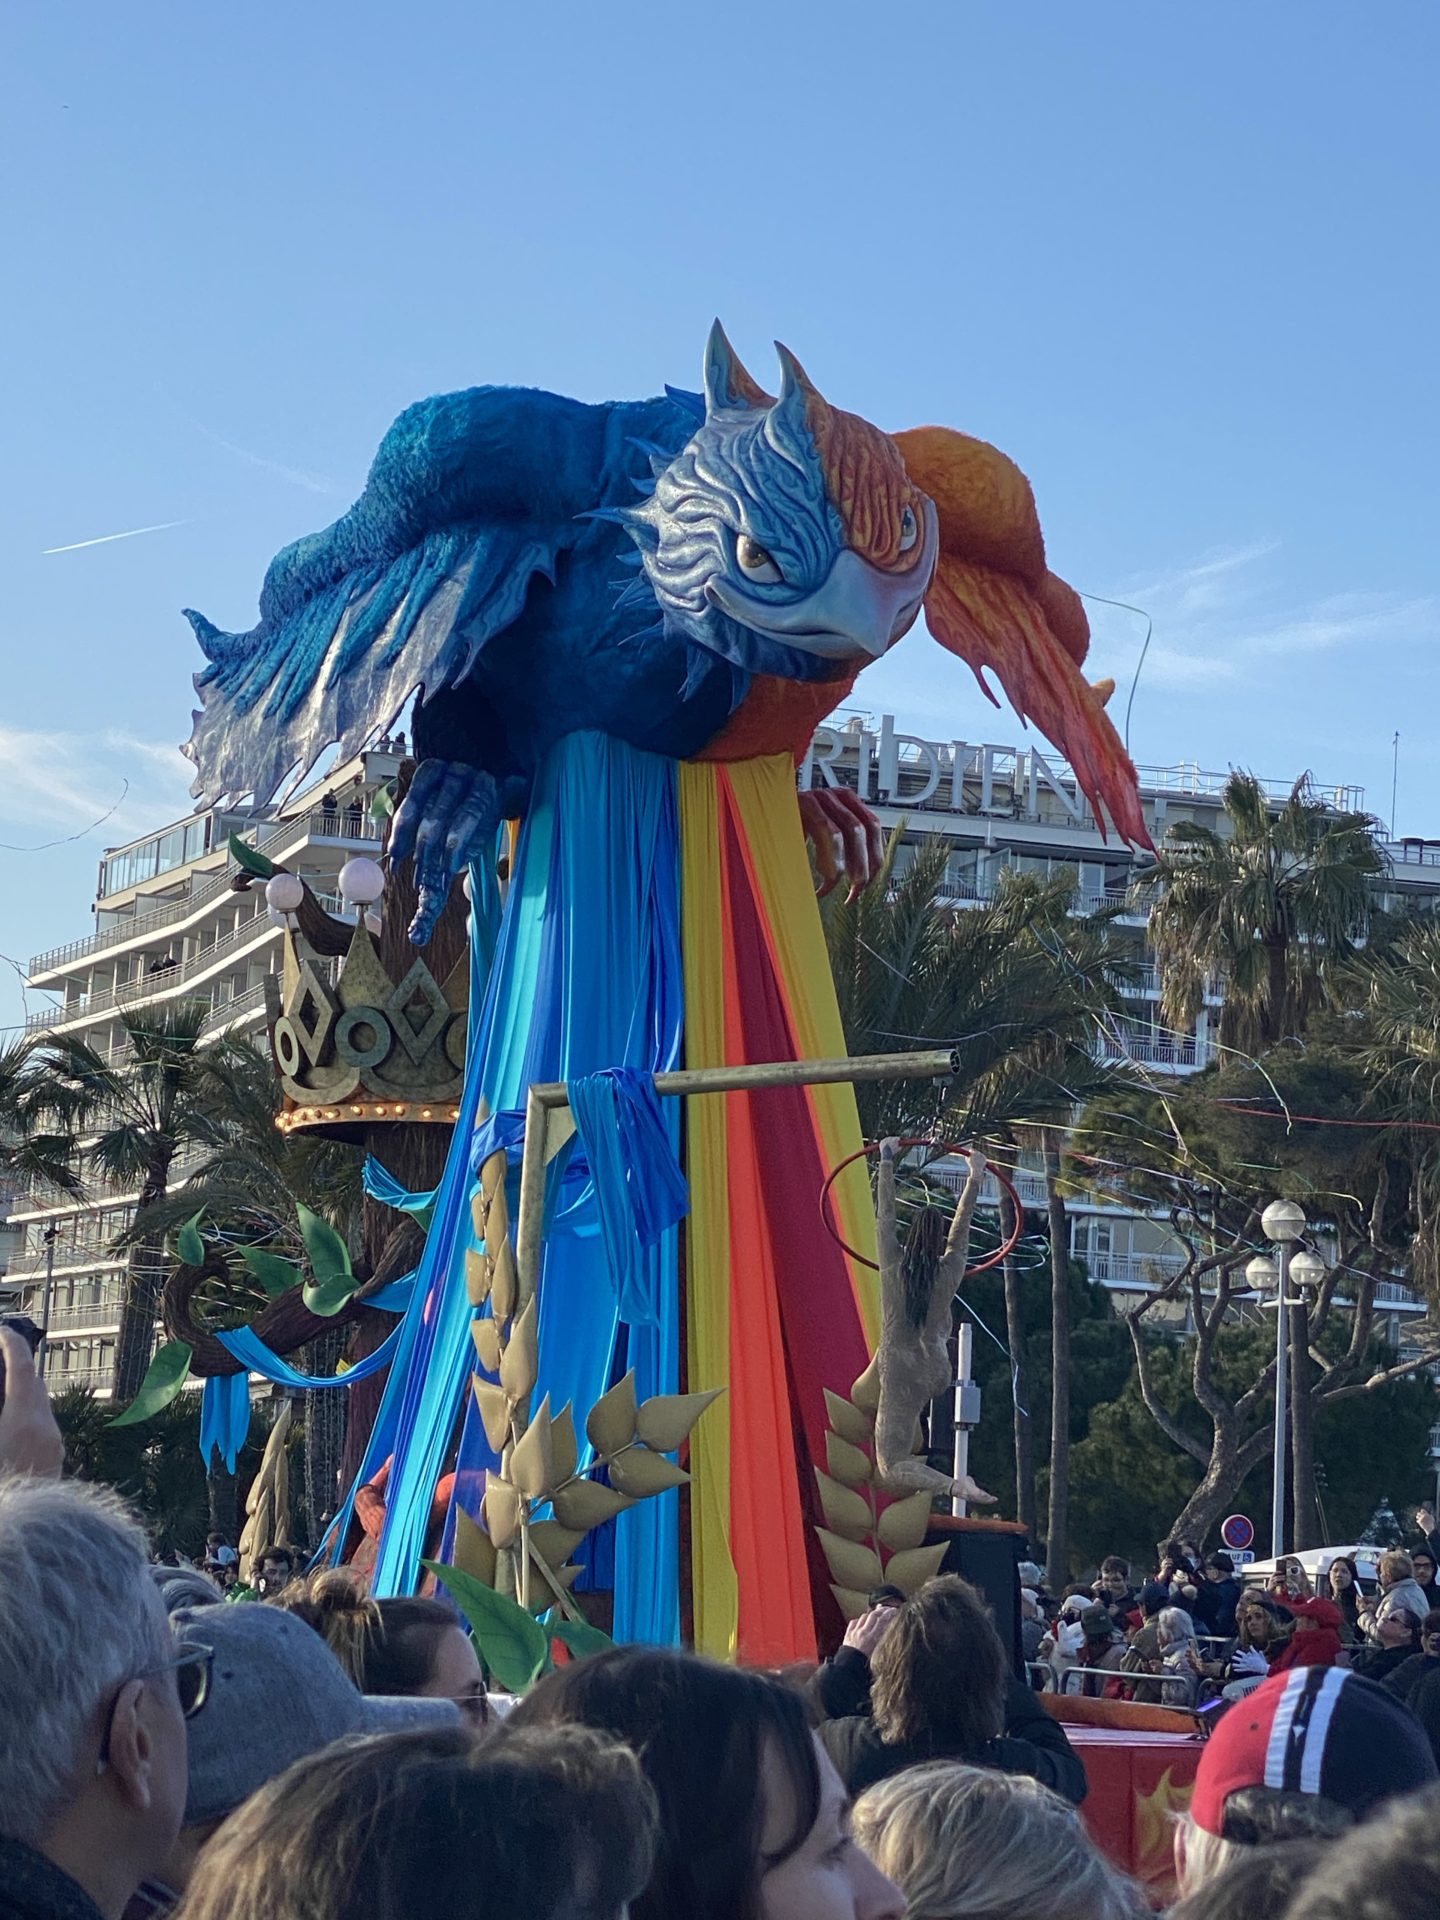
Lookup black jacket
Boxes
[0,1841,105,1920]
[809,1651,1086,1804]
[1192,1577,1243,1639]
[1382,1651,1440,1707]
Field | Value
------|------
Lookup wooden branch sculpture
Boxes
[871,1137,995,1505]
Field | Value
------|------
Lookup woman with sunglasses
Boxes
[280,1570,491,1728]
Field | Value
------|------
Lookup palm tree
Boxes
[823,839,1136,1579]
[1137,772,1384,1056]
[0,1040,88,1200]
[22,1001,257,1401]
[1354,914,1440,1299]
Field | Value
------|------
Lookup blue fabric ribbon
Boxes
[199,1373,253,1475]
[217,1321,404,1390]
[566,1069,688,1326]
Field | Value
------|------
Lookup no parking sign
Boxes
[1220,1514,1255,1556]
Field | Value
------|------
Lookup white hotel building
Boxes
[6,720,1434,1393]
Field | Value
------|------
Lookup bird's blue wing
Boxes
[182,385,611,804]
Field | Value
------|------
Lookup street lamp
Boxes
[1259,1199,1307,1559]
[1428,1421,1440,1519]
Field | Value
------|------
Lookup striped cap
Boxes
[1191,1667,1437,1836]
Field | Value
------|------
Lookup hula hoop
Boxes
[820,1138,1026,1276]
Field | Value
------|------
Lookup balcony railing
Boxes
[28,809,382,979]
[42,1300,127,1333]
[45,1367,116,1396]
[1100,1028,1205,1069]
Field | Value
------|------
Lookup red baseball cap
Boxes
[1191,1669,1436,1837]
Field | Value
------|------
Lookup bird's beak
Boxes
[705,501,939,663]
[926,556,1153,850]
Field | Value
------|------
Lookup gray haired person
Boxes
[0,1475,200,1920]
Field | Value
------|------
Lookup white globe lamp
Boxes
[265,872,304,915]
[1261,1198,1306,1244]
[339,856,385,907]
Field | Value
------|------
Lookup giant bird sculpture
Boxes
[181,325,1148,1663]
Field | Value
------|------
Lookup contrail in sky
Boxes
[42,518,193,555]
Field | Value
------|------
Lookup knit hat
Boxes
[1286,1596,1343,1631]
[172,1602,460,1826]
[1190,1668,1437,1837]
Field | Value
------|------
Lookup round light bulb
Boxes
[1261,1198,1307,1244]
[1245,1254,1279,1291]
[1288,1248,1326,1288]
[339,855,385,906]
[265,872,304,914]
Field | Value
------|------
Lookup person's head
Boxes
[1167,1841,1329,1920]
[1279,1784,1440,1920]
[1412,1546,1437,1589]
[280,1569,488,1727]
[168,1600,459,1883]
[0,1477,193,1918]
[852,1762,1138,1920]
[174,1723,659,1920]
[510,1644,903,1920]
[1079,1604,1118,1648]
[1017,1561,1045,1591]
[1237,1596,1281,1648]
[1376,1605,1421,1650]
[870,1577,1007,1751]
[1327,1556,1357,1595]
[1421,1610,1440,1657]
[1175,1668,1438,1894]
[1379,1549,1414,1592]
[1157,1607,1197,1653]
[152,1564,224,1614]
[1204,1551,1234,1584]
[1099,1556,1131,1598]
[1139,1580,1170,1621]
[254,1546,296,1598]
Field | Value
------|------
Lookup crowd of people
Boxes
[1018,1537,1440,1751]
[3,1323,1440,1920]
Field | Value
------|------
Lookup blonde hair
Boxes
[1380,1550,1414,1586]
[275,1568,381,1685]
[1175,1817,1244,1897]
[853,1763,1140,1920]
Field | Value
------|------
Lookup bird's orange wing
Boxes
[893,426,1150,849]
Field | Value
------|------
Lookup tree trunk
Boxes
[113,1158,173,1403]
[1000,1186,1036,1540]
[1043,1130,1069,1589]
[302,1329,349,1545]
[1289,1296,1318,1548]
[207,1458,239,1541]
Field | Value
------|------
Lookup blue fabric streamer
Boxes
[199,1373,253,1474]
[566,1069,688,1326]
[382,735,684,1644]
[363,1158,438,1220]
[217,1322,404,1391]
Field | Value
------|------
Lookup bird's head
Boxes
[618,323,938,683]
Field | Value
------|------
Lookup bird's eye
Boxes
[736,533,783,584]
[898,504,919,552]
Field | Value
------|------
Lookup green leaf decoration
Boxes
[303,1270,360,1317]
[370,781,397,823]
[240,1246,303,1298]
[176,1211,205,1267]
[108,1341,193,1428]
[228,832,279,880]
[298,1204,357,1315]
[421,1559,550,1693]
[549,1615,615,1664]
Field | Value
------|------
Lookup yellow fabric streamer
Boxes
[677,763,739,1659]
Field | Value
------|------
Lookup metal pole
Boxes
[37,1225,59,1382]
[514,1048,960,1314]
[952,1320,974,1519]
[1271,1241,1289,1559]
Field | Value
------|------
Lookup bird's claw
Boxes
[799,786,885,902]
[389,759,520,946]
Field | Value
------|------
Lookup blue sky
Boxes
[4,2,1438,1031]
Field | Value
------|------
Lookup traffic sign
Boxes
[1221,1514,1255,1552]
[1231,1548,1255,1565]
